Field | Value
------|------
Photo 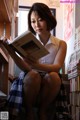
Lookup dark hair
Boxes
[28,2,57,35]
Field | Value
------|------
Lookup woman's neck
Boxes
[39,32,51,45]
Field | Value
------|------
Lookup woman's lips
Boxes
[36,29,42,32]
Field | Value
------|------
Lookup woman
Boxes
[2,2,67,120]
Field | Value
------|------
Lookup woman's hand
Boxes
[0,37,10,45]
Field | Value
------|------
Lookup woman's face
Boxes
[30,11,48,36]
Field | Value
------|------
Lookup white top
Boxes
[36,34,61,64]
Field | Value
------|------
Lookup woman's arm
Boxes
[2,42,31,72]
[27,40,67,73]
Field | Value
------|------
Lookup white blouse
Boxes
[36,34,61,64]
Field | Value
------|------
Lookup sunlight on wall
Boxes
[19,0,60,8]
[18,9,29,35]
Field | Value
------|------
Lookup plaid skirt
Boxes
[7,72,26,116]
[7,71,72,120]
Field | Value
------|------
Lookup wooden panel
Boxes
[0,44,9,60]
[0,23,4,37]
[0,64,8,94]
[0,0,10,22]
[0,44,9,94]
[0,23,11,39]
[0,0,18,95]
[0,48,8,63]
[0,0,18,23]
[4,0,14,21]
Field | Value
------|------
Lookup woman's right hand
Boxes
[0,36,11,45]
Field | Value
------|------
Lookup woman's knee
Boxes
[23,70,41,85]
[44,72,61,87]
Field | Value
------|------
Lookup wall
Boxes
[63,4,80,73]
[63,4,75,73]
[56,4,64,39]
[19,0,60,8]
[55,3,76,73]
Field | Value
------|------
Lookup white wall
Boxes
[63,4,75,73]
[56,4,75,73]
[18,9,29,35]
[56,4,64,39]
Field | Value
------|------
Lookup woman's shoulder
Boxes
[59,39,67,48]
[50,35,66,45]
[51,35,65,42]
[50,35,67,49]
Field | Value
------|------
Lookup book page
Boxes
[10,31,49,60]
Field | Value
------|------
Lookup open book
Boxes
[9,31,49,60]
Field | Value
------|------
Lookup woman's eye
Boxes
[31,18,43,24]
[38,18,43,21]
[31,20,35,23]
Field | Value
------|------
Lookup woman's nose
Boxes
[35,21,40,27]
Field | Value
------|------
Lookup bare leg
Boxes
[39,72,61,120]
[23,70,41,120]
